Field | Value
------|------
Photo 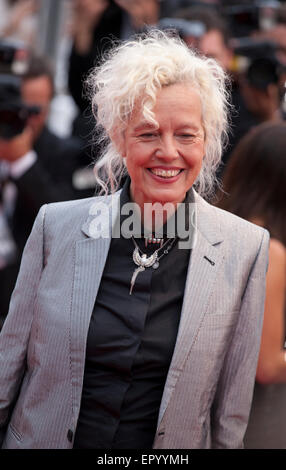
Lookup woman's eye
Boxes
[140,133,156,138]
[177,134,196,142]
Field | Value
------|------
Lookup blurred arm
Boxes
[256,238,286,384]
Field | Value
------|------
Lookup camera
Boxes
[0,39,40,140]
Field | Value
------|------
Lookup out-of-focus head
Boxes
[218,121,286,243]
[88,30,230,199]
[21,55,54,140]
[174,6,233,71]
[198,29,232,71]
[240,56,282,121]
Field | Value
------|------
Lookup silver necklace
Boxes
[129,236,177,295]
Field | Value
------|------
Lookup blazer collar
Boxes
[81,191,122,240]
[193,190,224,246]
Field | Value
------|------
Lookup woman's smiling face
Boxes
[119,83,205,210]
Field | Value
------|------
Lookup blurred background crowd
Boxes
[0,0,286,449]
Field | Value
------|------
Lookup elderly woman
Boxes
[0,31,269,449]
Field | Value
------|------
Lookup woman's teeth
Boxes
[150,168,181,178]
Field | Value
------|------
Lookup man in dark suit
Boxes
[0,56,96,326]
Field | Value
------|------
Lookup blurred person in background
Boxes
[170,5,248,173]
[0,54,95,326]
[19,55,95,239]
[216,121,286,449]
[250,2,286,66]
[239,55,285,125]
[0,0,39,47]
[68,0,123,118]
[173,4,233,70]
[68,0,192,140]
[173,4,286,175]
[225,1,286,134]
[235,2,286,123]
[68,0,162,140]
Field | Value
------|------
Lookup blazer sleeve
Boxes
[210,228,270,448]
[0,204,47,444]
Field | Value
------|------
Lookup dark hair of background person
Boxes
[174,4,231,47]
[21,54,55,97]
[216,121,286,246]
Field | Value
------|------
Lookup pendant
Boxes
[130,247,158,295]
[133,247,158,268]
[129,266,145,295]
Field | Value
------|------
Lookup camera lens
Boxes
[0,108,28,139]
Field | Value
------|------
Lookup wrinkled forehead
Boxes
[126,81,203,124]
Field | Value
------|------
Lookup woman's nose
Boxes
[155,136,179,160]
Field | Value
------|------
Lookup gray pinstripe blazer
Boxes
[0,189,269,449]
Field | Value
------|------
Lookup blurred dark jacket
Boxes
[0,125,96,325]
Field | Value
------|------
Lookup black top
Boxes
[73,179,193,449]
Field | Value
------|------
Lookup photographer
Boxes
[0,54,95,326]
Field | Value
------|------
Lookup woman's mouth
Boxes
[148,168,183,179]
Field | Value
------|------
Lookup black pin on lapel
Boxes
[203,255,215,266]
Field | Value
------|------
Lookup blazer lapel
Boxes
[157,193,225,426]
[69,192,121,427]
